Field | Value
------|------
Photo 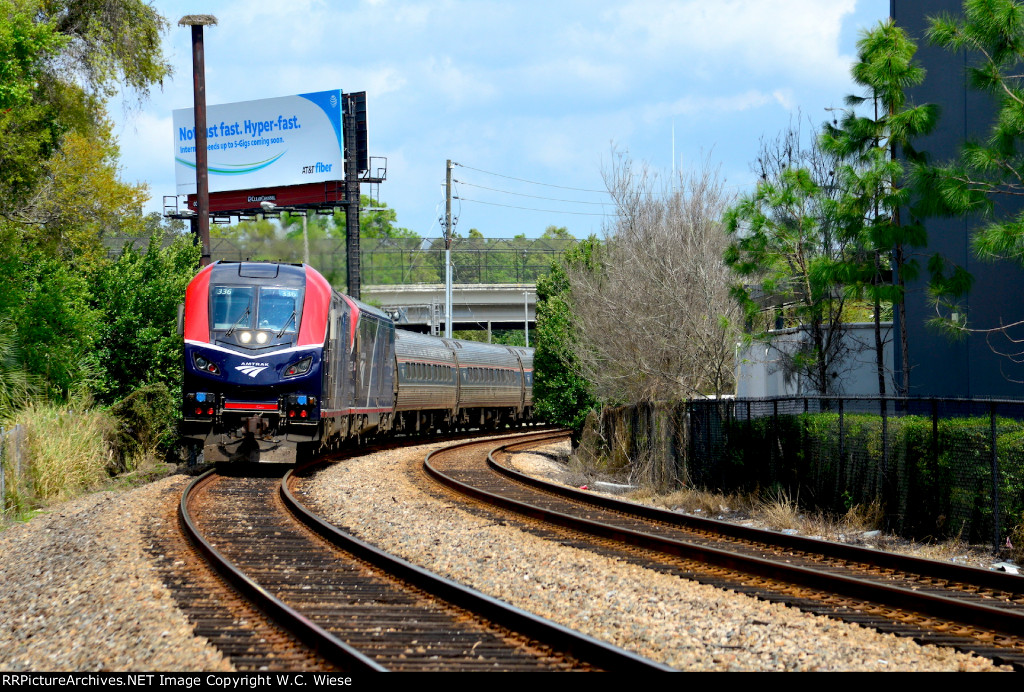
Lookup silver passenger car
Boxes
[393,331,533,431]
[394,330,459,418]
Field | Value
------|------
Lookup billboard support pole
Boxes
[344,95,361,299]
[180,15,217,267]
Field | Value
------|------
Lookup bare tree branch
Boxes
[566,151,739,402]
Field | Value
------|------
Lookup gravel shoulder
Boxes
[0,476,232,672]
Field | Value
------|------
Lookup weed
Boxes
[21,402,116,502]
[754,489,802,531]
[843,499,884,533]
[636,486,754,517]
[1008,515,1024,565]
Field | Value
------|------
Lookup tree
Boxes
[0,0,70,208]
[0,0,171,402]
[14,256,103,399]
[533,238,600,438]
[352,196,435,284]
[335,195,418,239]
[0,0,170,222]
[820,18,938,396]
[541,225,573,240]
[570,154,738,402]
[47,0,170,99]
[725,163,851,396]
[19,124,149,264]
[210,196,437,285]
[0,2,64,109]
[917,0,1024,352]
[90,232,200,403]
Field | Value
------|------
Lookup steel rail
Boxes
[179,470,387,672]
[422,433,1024,640]
[489,433,1024,595]
[283,450,673,673]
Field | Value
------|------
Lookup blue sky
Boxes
[113,0,891,239]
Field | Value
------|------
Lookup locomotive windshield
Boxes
[213,286,254,330]
[211,285,303,334]
[257,288,301,332]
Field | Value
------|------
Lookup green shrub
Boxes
[714,406,1024,544]
[109,382,177,471]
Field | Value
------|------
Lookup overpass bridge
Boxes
[363,283,536,340]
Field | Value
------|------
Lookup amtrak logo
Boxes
[235,362,270,378]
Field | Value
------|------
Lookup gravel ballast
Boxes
[303,440,1011,672]
[0,441,1011,672]
[0,477,232,672]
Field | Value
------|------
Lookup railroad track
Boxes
[423,430,1024,670]
[174,455,672,672]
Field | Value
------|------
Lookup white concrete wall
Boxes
[735,322,894,397]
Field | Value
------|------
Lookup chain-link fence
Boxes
[595,397,1024,548]
[107,235,579,286]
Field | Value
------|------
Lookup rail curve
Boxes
[423,430,1024,670]
[178,454,673,672]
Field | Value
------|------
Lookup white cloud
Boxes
[419,56,499,106]
[597,0,858,84]
[637,89,795,126]
[119,0,888,228]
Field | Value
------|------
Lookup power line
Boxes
[453,162,609,194]
[453,179,614,206]
[455,195,619,216]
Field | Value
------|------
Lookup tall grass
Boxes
[1009,514,1024,564]
[1,383,180,520]
[3,402,116,516]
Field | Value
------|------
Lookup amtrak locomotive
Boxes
[181,261,534,462]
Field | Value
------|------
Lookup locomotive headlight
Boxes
[239,331,253,344]
[256,331,269,344]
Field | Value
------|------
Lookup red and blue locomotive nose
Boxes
[185,345,321,385]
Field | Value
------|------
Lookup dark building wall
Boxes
[894,0,1024,397]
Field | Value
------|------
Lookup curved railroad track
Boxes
[423,430,1024,671]
[174,454,673,672]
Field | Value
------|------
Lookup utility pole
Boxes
[180,14,217,266]
[444,159,453,339]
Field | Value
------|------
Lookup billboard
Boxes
[173,90,344,195]
[184,181,347,214]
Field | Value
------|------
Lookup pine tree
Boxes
[820,19,938,396]
[917,0,1024,345]
[723,166,848,396]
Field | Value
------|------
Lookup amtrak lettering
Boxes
[236,362,270,378]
